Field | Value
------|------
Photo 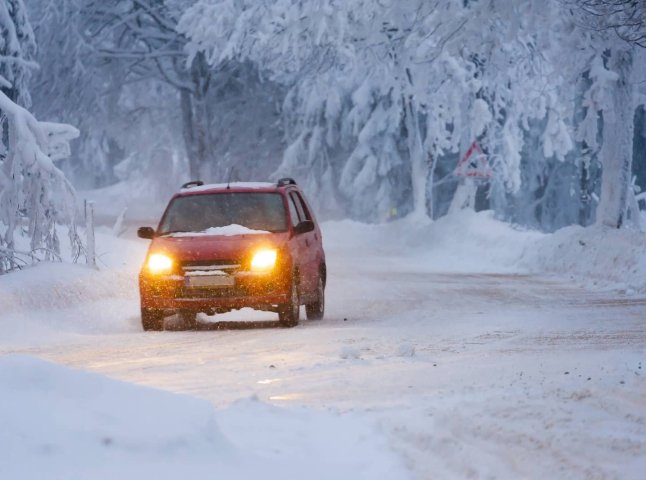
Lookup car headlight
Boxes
[147,253,173,274]
[251,249,277,272]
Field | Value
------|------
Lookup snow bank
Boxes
[522,223,646,293]
[323,210,646,292]
[0,227,148,342]
[0,355,229,480]
[324,210,544,273]
[0,355,409,480]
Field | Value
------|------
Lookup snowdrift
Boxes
[324,210,646,293]
[525,223,646,293]
[0,355,409,480]
[0,227,148,342]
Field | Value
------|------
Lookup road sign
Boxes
[455,141,492,179]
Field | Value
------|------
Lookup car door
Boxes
[289,190,318,299]
[286,192,307,292]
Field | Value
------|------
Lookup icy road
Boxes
[1,215,645,479]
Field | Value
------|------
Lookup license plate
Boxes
[186,275,234,288]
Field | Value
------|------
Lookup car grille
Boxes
[180,259,241,273]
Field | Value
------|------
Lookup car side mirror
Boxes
[294,220,315,235]
[137,226,156,239]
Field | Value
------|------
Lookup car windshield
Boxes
[158,192,287,234]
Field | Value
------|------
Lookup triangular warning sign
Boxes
[455,141,492,179]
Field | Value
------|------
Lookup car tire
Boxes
[179,310,198,330]
[279,277,300,327]
[141,308,164,331]
[305,276,325,320]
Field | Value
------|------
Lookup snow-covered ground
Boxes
[0,355,406,480]
[1,211,645,479]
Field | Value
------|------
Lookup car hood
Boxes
[148,232,290,263]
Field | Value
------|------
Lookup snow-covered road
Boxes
[1,214,645,479]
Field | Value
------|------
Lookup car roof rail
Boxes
[277,177,297,187]
[181,180,204,189]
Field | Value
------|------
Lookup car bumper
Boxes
[139,272,290,312]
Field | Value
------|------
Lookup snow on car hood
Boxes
[165,224,271,237]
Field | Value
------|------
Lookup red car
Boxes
[137,178,326,331]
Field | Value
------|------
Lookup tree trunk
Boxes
[596,47,634,228]
[180,89,201,180]
[406,97,429,218]
[192,89,209,180]
[191,52,211,181]
[179,52,212,181]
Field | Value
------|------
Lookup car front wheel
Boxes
[141,308,164,331]
[305,276,325,320]
[279,277,300,327]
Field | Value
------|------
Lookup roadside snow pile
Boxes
[0,227,148,342]
[521,223,646,293]
[322,210,646,292]
[0,355,409,480]
[324,210,543,273]
[0,262,133,313]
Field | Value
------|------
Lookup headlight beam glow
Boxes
[251,249,277,272]
[147,253,173,274]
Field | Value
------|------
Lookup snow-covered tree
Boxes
[180,0,582,221]
[81,0,217,180]
[0,1,81,273]
[0,0,36,107]
[571,1,646,47]
[569,0,646,228]
[15,0,644,235]
[0,90,81,273]
[27,0,116,186]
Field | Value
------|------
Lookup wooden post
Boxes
[86,200,96,268]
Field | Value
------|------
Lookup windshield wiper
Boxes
[158,230,187,236]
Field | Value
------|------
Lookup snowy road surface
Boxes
[1,216,645,479]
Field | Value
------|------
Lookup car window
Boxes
[158,192,288,234]
[288,194,301,227]
[289,192,310,222]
